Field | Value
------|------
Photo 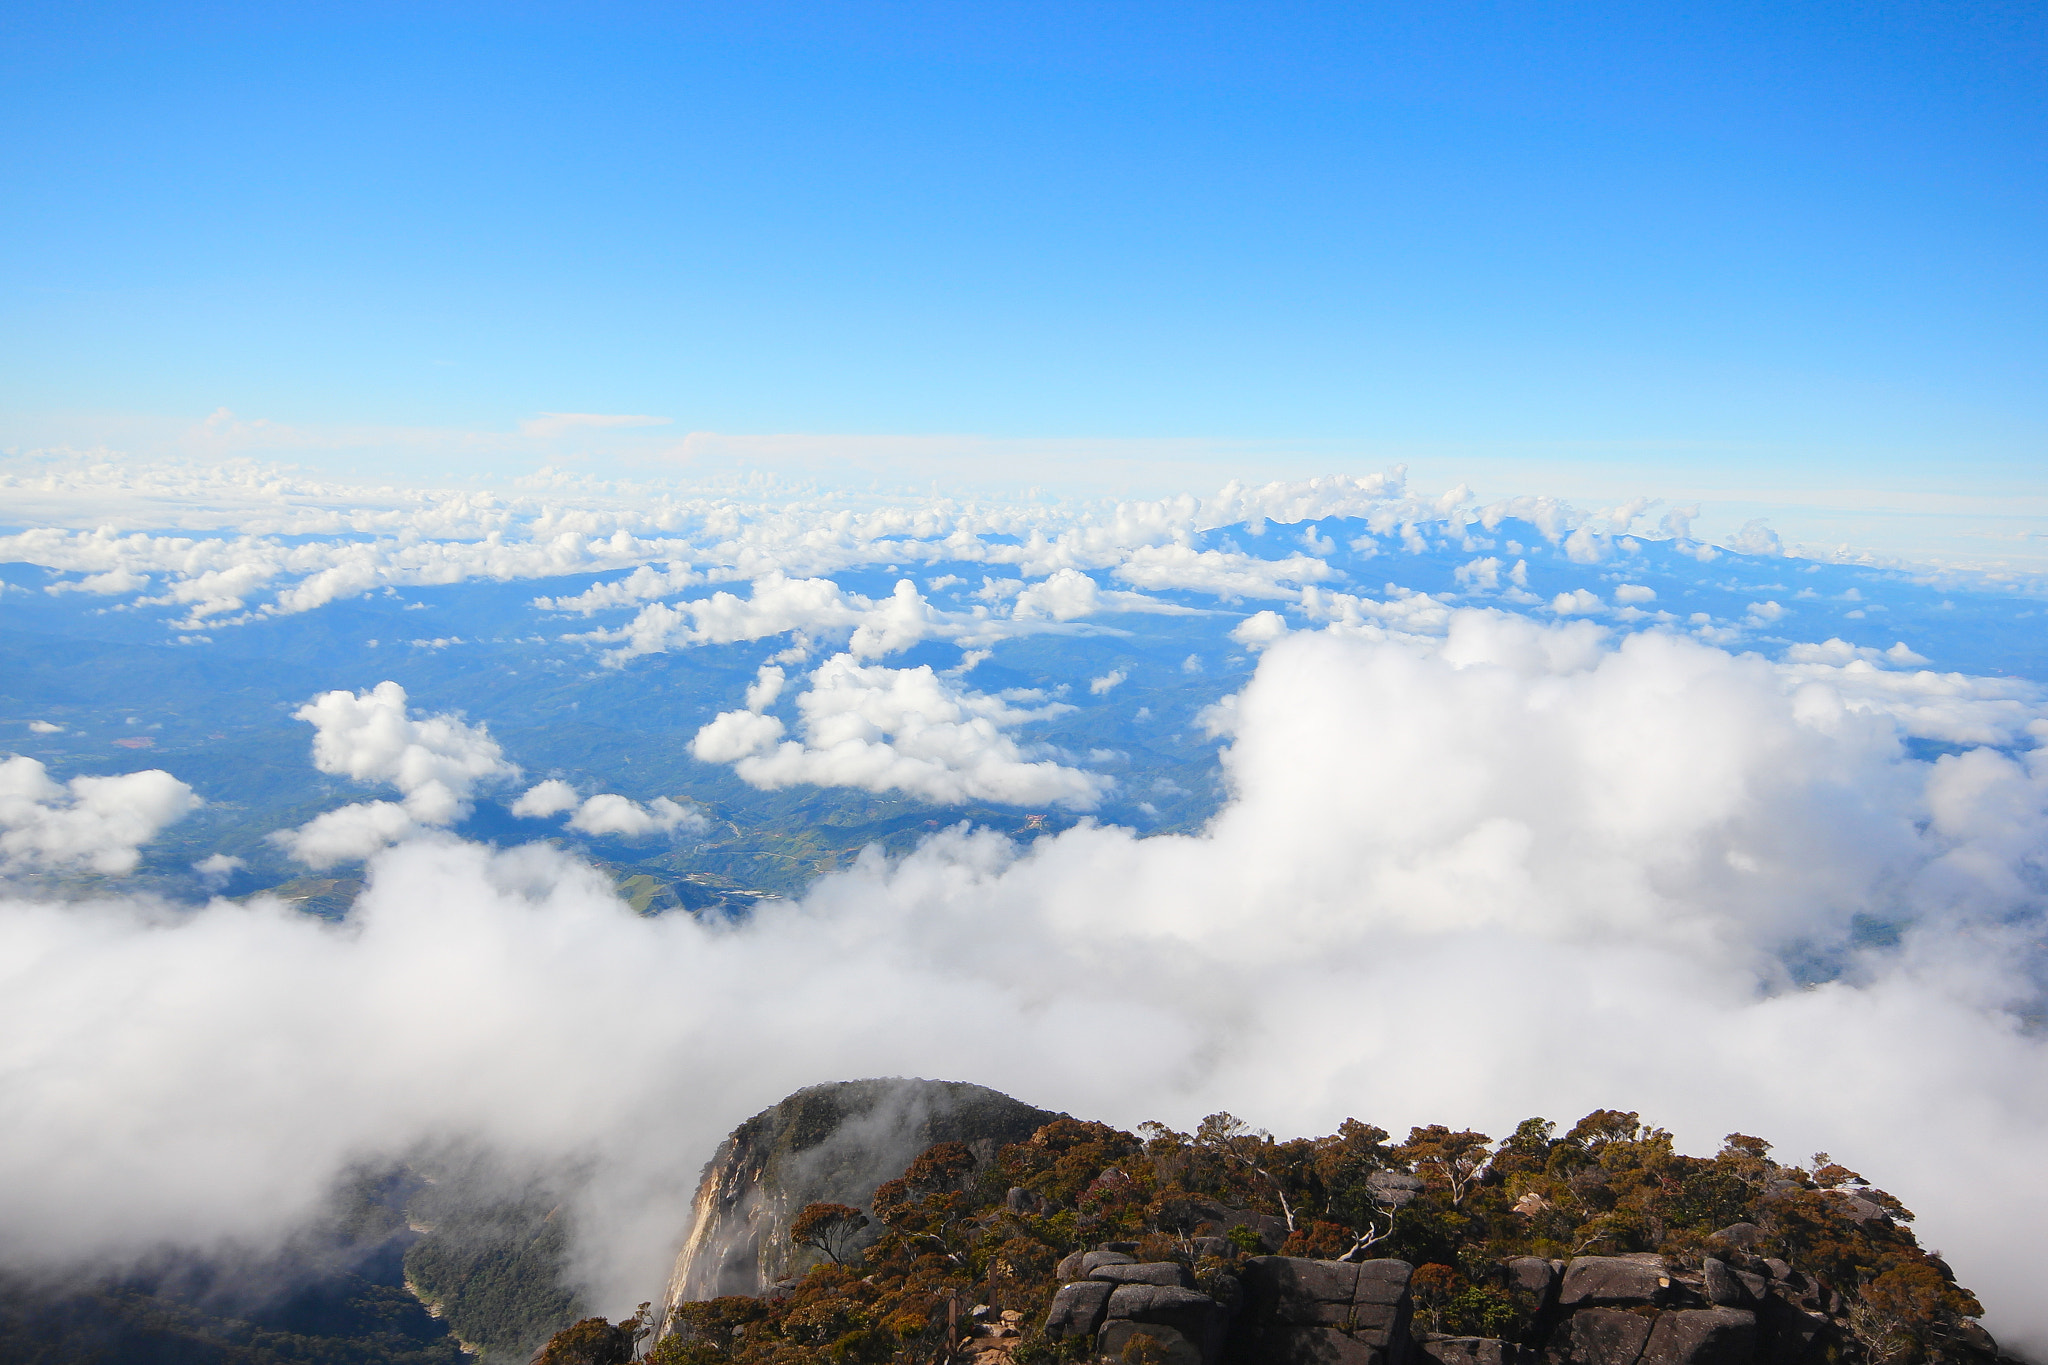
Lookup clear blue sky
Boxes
[2,1,2043,493]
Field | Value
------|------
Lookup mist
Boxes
[3,610,2045,1351]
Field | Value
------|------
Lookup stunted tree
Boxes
[790,1201,871,1265]
[903,1140,976,1193]
[534,1304,651,1365]
[1195,1112,1298,1230]
[1394,1125,1493,1209]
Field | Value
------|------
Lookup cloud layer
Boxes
[2,611,2046,1354]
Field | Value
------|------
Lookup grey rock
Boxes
[1366,1171,1426,1209]
[1093,1262,1198,1289]
[1757,1299,1828,1365]
[1732,1270,1768,1303]
[1700,1261,1752,1309]
[1190,1236,1235,1258]
[1101,1320,1206,1365]
[1056,1250,1087,1282]
[1044,1280,1115,1340]
[1243,1257,1362,1326]
[659,1077,1056,1307]
[1761,1261,1795,1285]
[1107,1283,1221,1325]
[1505,1257,1560,1301]
[1560,1258,1673,1308]
[1353,1260,1414,1308]
[1551,1308,1656,1365]
[1255,1323,1386,1365]
[1425,1338,1525,1365]
[1106,1284,1228,1365]
[1640,1309,1756,1365]
[1955,1321,1997,1355]
[1709,1223,1762,1249]
[1822,1190,1885,1224]
[1083,1250,1139,1275]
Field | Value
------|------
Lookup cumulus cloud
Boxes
[691,653,1111,808]
[566,795,706,838]
[0,757,199,875]
[582,573,937,665]
[192,853,245,888]
[4,613,2048,1354]
[1088,669,1127,695]
[1229,610,1291,649]
[513,780,582,819]
[270,682,517,866]
[516,779,708,838]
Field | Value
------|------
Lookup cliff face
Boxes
[660,1078,1057,1314]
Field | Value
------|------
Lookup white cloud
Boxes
[744,664,787,712]
[27,721,62,735]
[277,800,426,868]
[1729,519,1785,556]
[0,757,199,875]
[1747,600,1789,624]
[691,653,1111,808]
[1088,669,1128,695]
[271,682,517,866]
[1784,638,1929,668]
[1548,587,1605,615]
[1110,545,1333,600]
[46,567,152,596]
[582,573,922,665]
[192,853,245,888]
[1613,583,1657,604]
[1454,556,1503,591]
[566,794,706,838]
[535,563,702,614]
[1011,568,1103,621]
[1229,610,1291,650]
[513,779,582,818]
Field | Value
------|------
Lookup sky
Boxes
[2,0,2045,559]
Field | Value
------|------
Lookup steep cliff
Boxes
[659,1077,1059,1313]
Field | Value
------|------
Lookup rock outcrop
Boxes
[659,1078,1056,1316]
[1032,1243,1998,1365]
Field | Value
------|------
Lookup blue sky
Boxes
[2,2,2044,529]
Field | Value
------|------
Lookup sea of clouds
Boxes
[1,458,2045,1352]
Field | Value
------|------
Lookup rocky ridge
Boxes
[537,1082,2021,1365]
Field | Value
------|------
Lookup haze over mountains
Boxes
[2,459,2046,1354]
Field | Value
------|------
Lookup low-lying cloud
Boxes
[2,612,2047,1354]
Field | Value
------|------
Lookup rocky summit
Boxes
[534,1080,2021,1365]
[661,1078,1060,1306]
